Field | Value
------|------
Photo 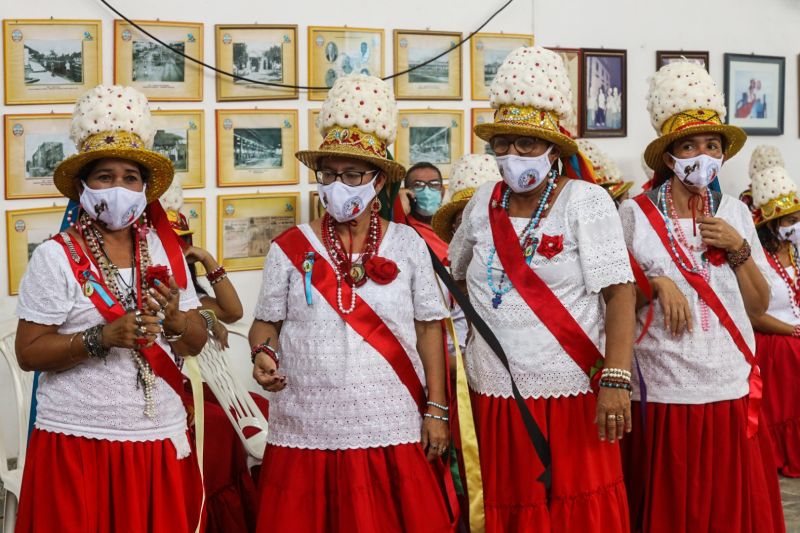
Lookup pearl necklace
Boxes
[768,245,800,319]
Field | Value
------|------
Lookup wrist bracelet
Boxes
[163,314,189,342]
[251,338,281,367]
[599,379,633,392]
[601,368,632,381]
[198,309,217,332]
[206,265,227,285]
[423,413,450,423]
[82,325,109,360]
[727,240,751,269]
[792,324,800,338]
[427,401,449,411]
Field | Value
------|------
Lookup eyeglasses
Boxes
[315,169,379,186]
[409,180,443,191]
[489,136,546,156]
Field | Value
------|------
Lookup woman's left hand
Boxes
[211,320,230,349]
[595,386,632,443]
[697,216,744,252]
[421,413,450,461]
[147,277,185,336]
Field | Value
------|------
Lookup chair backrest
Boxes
[0,318,33,475]
[196,328,268,461]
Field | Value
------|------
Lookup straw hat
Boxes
[643,61,746,175]
[576,138,633,200]
[431,154,501,242]
[295,74,405,182]
[751,148,800,226]
[53,85,173,203]
[473,46,578,157]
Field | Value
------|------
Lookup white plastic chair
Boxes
[195,324,268,468]
[0,318,34,533]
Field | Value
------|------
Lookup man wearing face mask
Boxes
[397,162,449,263]
[619,62,784,532]
[249,74,454,533]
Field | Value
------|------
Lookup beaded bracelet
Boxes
[793,324,800,338]
[427,401,449,411]
[727,240,751,269]
[206,266,227,285]
[82,325,109,360]
[599,380,633,392]
[251,339,280,367]
[163,315,189,343]
[423,413,450,423]
[601,368,632,381]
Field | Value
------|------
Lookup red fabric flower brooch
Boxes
[537,234,564,260]
[365,256,399,285]
[703,246,727,267]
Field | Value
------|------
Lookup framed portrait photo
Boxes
[151,110,205,189]
[216,109,299,187]
[470,108,494,155]
[395,110,464,179]
[307,109,323,183]
[724,53,785,136]
[393,29,462,100]
[114,20,203,101]
[581,49,627,138]
[470,32,534,100]
[215,24,298,101]
[7,205,66,294]
[4,113,74,199]
[656,50,709,71]
[308,26,384,101]
[217,193,299,271]
[3,19,102,105]
[549,47,583,138]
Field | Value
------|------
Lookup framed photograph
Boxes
[307,109,323,183]
[182,197,206,250]
[114,20,203,101]
[309,191,324,222]
[549,47,583,138]
[581,49,627,138]
[393,29,462,100]
[217,193,299,271]
[151,110,205,189]
[7,205,66,294]
[470,32,534,100]
[216,109,299,187]
[724,53,785,136]
[656,50,709,71]
[308,26,384,100]
[395,110,464,179]
[3,19,102,105]
[470,108,494,155]
[215,24,298,101]
[4,113,74,199]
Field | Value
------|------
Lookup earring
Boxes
[372,197,382,213]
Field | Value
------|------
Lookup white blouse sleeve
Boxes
[449,189,482,281]
[16,241,75,326]
[253,243,294,322]
[408,229,450,322]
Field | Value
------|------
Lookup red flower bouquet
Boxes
[145,265,171,288]
[537,234,564,260]
[365,256,400,285]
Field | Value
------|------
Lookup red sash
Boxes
[633,194,762,437]
[52,232,191,409]
[487,182,603,380]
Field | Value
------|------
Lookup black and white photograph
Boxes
[408,47,449,84]
[26,227,57,261]
[24,133,76,178]
[232,41,283,83]
[308,27,384,100]
[153,129,188,171]
[410,126,451,164]
[581,49,627,137]
[24,39,83,85]
[325,41,338,63]
[132,40,186,82]
[483,48,511,86]
[223,215,294,259]
[233,128,283,169]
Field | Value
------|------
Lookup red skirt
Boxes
[255,443,453,533]
[16,429,203,533]
[621,398,785,533]
[472,392,630,533]
[756,331,800,477]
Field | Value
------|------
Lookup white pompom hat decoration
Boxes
[750,152,800,226]
[576,138,633,200]
[749,145,785,180]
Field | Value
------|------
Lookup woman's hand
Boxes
[211,320,230,349]
[421,410,450,461]
[697,215,745,252]
[594,387,632,443]
[102,310,162,349]
[184,245,210,265]
[147,277,184,335]
[652,276,692,336]
[253,352,286,392]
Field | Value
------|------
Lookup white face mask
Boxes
[669,153,722,188]
[495,146,554,193]
[778,221,800,247]
[79,184,148,231]
[317,180,376,223]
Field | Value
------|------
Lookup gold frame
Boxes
[307,108,323,183]
[3,19,102,105]
[4,113,73,199]
[309,191,324,222]
[151,109,205,189]
[469,32,534,100]
[307,26,385,101]
[217,192,300,271]
[395,109,465,179]
[470,108,494,155]
[182,196,206,250]
[393,29,462,100]
[216,109,300,187]
[215,24,299,101]
[114,19,204,102]
[7,205,67,295]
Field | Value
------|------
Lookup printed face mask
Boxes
[669,153,722,188]
[79,184,148,230]
[778,221,800,247]
[495,146,554,193]
[413,186,443,216]
[317,180,376,222]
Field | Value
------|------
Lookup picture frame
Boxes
[656,50,709,71]
[724,53,785,136]
[307,108,323,183]
[3,19,102,105]
[151,110,205,189]
[393,29,462,100]
[470,108,494,155]
[216,109,299,187]
[7,205,66,295]
[549,47,583,138]
[309,191,324,222]
[182,197,206,250]
[307,26,384,101]
[215,24,298,101]
[4,113,74,199]
[114,19,203,101]
[217,193,299,272]
[581,48,627,138]
[470,32,534,100]
[395,110,464,179]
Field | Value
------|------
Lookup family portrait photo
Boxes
[582,49,627,137]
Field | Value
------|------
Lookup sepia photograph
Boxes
[24,39,83,85]
[308,27,384,100]
[152,128,188,171]
[233,41,282,83]
[132,40,185,82]
[408,47,449,84]
[25,132,76,178]
[233,128,283,169]
[151,110,205,188]
[395,110,463,179]
[393,30,462,100]
[470,32,534,100]
[5,113,74,198]
[7,206,66,294]
[471,108,495,155]
[581,49,627,137]
[410,126,451,165]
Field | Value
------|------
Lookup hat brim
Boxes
[53,148,174,203]
[473,122,578,158]
[643,123,747,174]
[295,146,406,183]
[757,202,800,227]
[431,193,475,244]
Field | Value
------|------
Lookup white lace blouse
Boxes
[449,180,634,399]
[254,222,448,450]
[619,194,771,404]
[16,229,199,449]
[764,257,800,327]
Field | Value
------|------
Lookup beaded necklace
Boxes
[768,244,800,319]
[487,170,557,309]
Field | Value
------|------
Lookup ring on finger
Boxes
[607,414,617,420]
[616,415,624,421]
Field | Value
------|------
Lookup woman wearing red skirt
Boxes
[748,145,800,478]
[449,46,637,532]
[620,61,784,532]
[250,74,453,533]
